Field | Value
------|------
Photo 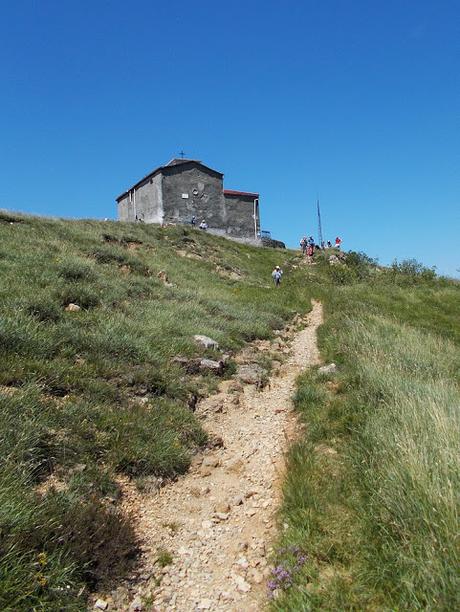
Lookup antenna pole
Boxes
[317,198,323,246]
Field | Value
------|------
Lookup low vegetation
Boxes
[273,253,460,610]
[0,212,309,610]
[1,211,458,609]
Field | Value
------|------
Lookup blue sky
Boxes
[1,0,459,276]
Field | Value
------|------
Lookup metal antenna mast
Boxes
[317,198,324,246]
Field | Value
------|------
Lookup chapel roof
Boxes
[116,159,224,201]
[224,189,259,198]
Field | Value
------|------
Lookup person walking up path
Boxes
[300,237,307,254]
[271,265,283,287]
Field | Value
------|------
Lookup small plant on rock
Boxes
[156,549,173,568]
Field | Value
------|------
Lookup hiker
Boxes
[272,265,283,287]
[199,219,208,230]
[308,235,315,248]
[191,215,196,226]
[306,242,314,262]
[300,236,307,254]
[335,236,342,249]
[327,240,332,248]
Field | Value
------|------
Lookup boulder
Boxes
[318,363,337,375]
[194,334,219,350]
[129,596,143,611]
[237,363,266,386]
[172,357,224,376]
[94,600,109,611]
[198,358,224,375]
[202,456,219,468]
[65,303,81,312]
[233,575,251,593]
[215,501,230,513]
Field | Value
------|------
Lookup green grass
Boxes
[272,254,460,610]
[156,549,173,568]
[0,212,310,610]
[1,213,458,610]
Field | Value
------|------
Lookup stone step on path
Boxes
[92,300,323,612]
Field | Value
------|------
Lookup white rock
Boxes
[202,456,219,468]
[215,501,230,513]
[249,569,264,584]
[129,596,143,611]
[199,358,224,374]
[197,600,212,610]
[318,363,337,375]
[94,600,109,610]
[65,303,81,312]
[236,556,249,569]
[234,575,251,593]
[194,335,219,350]
[220,591,234,601]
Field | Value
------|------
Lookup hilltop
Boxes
[0,210,458,610]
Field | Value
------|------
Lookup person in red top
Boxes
[335,236,342,249]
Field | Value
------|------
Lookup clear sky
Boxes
[1,0,459,276]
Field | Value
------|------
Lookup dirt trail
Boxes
[100,300,323,611]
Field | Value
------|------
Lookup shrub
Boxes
[40,490,137,586]
[58,257,96,282]
[106,400,206,477]
[91,246,149,276]
[0,316,54,356]
[58,283,101,309]
[156,549,173,567]
[345,251,376,280]
[0,211,24,224]
[91,246,129,265]
[388,258,437,284]
[326,264,356,285]
[26,297,61,322]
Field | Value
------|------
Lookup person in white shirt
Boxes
[271,265,283,287]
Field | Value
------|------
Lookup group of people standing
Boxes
[300,235,342,260]
[191,216,208,230]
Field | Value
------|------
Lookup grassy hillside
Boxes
[0,211,309,610]
[272,254,460,610]
[1,211,458,610]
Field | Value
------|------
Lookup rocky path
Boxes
[96,300,323,612]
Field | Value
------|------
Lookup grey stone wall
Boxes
[116,161,261,240]
[136,173,163,223]
[223,194,260,239]
[118,174,163,224]
[162,165,225,228]
[117,194,135,222]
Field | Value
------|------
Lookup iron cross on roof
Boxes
[179,149,186,159]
